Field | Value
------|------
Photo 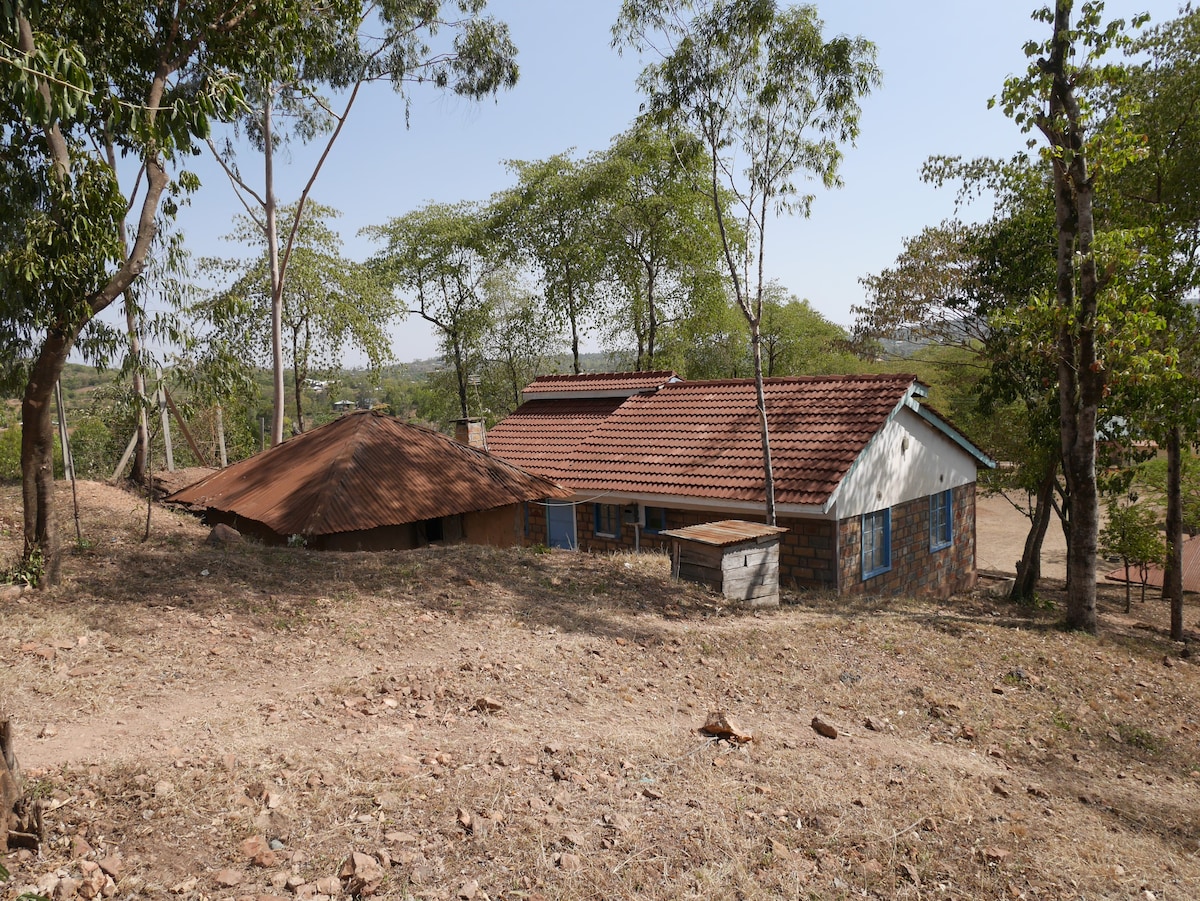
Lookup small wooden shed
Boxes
[661,520,789,608]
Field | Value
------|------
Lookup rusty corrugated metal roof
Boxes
[1105,534,1200,593]
[661,520,789,547]
[167,410,571,537]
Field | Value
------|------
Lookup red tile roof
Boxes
[167,410,570,538]
[490,374,925,507]
[484,396,627,482]
[522,370,678,399]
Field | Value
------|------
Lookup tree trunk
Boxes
[748,320,776,526]
[453,337,469,419]
[20,334,70,587]
[1,717,44,852]
[1011,466,1057,601]
[264,98,286,447]
[646,263,658,367]
[1163,424,1184,640]
[125,305,150,483]
[1122,557,1132,613]
[1045,0,1102,633]
[104,137,150,485]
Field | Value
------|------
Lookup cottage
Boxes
[487,372,995,598]
[167,409,571,550]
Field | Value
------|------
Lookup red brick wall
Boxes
[836,483,976,598]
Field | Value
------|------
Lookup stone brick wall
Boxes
[525,485,976,599]
[572,504,838,591]
[836,483,976,598]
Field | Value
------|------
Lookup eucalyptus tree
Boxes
[593,125,728,369]
[200,203,395,433]
[493,154,604,375]
[0,2,301,584]
[479,282,564,415]
[366,201,501,419]
[208,0,518,447]
[615,0,880,525]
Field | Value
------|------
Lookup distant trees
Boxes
[207,0,519,447]
[200,204,396,434]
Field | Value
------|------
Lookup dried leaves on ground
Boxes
[1,481,1198,900]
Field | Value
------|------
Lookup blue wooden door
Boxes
[546,503,577,549]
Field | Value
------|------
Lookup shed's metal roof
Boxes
[167,410,570,537]
[660,520,789,547]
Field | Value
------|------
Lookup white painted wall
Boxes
[829,406,979,519]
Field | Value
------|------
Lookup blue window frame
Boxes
[862,508,891,579]
[595,503,621,539]
[930,490,953,551]
[644,506,668,533]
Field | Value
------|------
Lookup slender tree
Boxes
[493,154,604,375]
[593,125,729,369]
[208,0,518,446]
[200,203,395,434]
[615,0,880,524]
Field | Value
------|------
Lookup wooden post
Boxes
[216,405,228,468]
[156,367,174,472]
[54,380,74,482]
[1,717,43,852]
[163,387,210,467]
[112,429,139,483]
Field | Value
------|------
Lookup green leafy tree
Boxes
[995,1,1175,631]
[759,284,856,376]
[366,201,500,420]
[615,0,880,524]
[493,154,605,375]
[0,2,293,583]
[1100,497,1164,612]
[1106,8,1200,640]
[208,0,518,447]
[592,124,729,369]
[854,160,1063,602]
[663,292,750,379]
[479,282,564,415]
[199,203,396,433]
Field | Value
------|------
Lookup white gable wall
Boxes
[830,406,978,520]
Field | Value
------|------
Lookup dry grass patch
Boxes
[1,480,1198,900]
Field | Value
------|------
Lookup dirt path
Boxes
[975,493,1067,581]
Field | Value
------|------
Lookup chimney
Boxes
[452,417,487,451]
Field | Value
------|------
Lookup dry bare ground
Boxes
[1,481,1198,900]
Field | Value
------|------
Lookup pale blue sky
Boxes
[172,0,1180,364]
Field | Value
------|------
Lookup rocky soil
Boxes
[1,481,1198,900]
